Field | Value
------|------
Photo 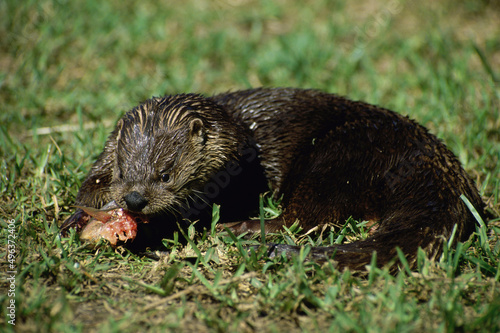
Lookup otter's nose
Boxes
[123,191,148,212]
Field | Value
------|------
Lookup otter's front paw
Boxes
[217,220,264,235]
[218,218,286,236]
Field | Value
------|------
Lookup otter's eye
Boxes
[161,174,170,183]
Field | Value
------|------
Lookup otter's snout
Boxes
[124,191,148,212]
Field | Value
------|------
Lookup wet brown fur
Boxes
[62,88,487,271]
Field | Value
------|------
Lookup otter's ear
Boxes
[189,118,206,143]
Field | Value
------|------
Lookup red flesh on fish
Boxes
[77,206,148,245]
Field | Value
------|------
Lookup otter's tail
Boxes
[257,200,484,271]
[259,228,432,271]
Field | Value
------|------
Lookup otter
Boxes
[61,88,487,271]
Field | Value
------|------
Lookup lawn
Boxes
[1,0,499,332]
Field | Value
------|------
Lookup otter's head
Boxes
[109,94,242,217]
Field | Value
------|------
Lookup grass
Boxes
[1,0,499,331]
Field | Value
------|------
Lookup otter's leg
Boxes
[223,141,388,236]
[222,167,381,235]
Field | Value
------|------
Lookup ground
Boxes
[1,0,499,332]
